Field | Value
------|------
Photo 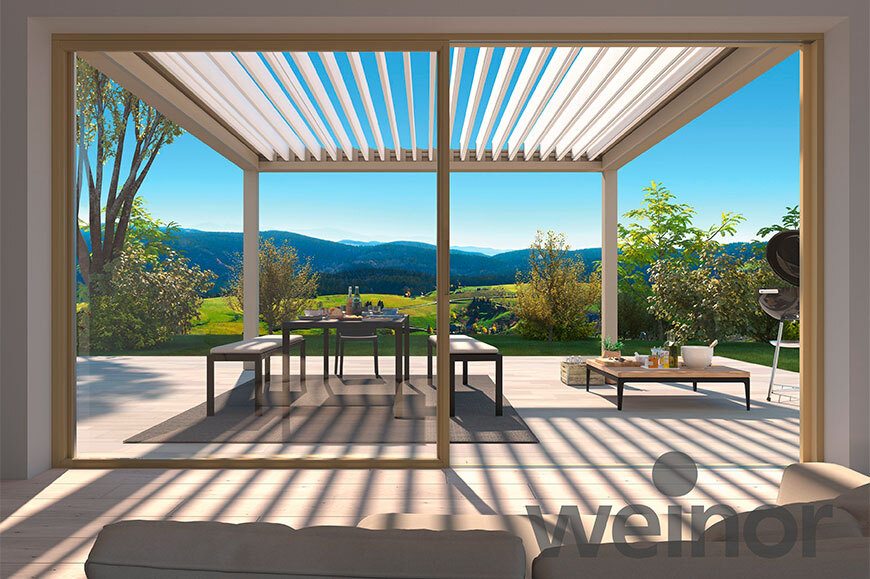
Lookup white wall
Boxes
[1,0,867,478]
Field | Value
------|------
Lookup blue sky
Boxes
[88,49,799,251]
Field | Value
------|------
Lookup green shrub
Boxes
[618,287,659,339]
[514,317,596,341]
[80,244,215,353]
[649,245,783,343]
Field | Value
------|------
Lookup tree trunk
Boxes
[547,325,554,343]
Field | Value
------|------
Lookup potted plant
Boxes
[601,336,625,358]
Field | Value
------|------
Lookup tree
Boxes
[756,205,799,238]
[75,58,183,285]
[618,181,744,283]
[514,231,600,342]
[227,239,320,332]
[617,181,744,338]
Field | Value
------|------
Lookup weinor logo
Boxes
[526,452,836,559]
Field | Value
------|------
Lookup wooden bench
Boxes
[207,335,305,416]
[427,335,503,416]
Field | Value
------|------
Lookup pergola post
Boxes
[601,169,618,349]
[243,170,260,364]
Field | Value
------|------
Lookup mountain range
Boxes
[169,228,603,295]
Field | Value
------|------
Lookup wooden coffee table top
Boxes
[586,358,749,379]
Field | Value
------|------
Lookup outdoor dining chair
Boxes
[334,326,380,378]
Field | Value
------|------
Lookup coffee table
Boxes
[584,358,751,411]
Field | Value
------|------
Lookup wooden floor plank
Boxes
[1,355,798,578]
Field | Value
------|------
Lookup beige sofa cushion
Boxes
[533,536,870,579]
[210,334,301,356]
[777,462,870,505]
[835,484,870,536]
[86,520,297,578]
[361,512,610,579]
[428,335,499,354]
[86,520,525,579]
[703,502,862,543]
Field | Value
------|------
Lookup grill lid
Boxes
[766,229,800,286]
[757,287,800,321]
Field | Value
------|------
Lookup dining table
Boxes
[281,315,411,388]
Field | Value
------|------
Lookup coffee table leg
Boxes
[693,381,698,392]
[744,379,751,411]
[617,379,624,411]
[586,365,590,392]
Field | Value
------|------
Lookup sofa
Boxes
[85,462,869,578]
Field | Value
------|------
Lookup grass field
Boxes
[89,293,798,372]
[191,295,463,335]
[101,332,797,372]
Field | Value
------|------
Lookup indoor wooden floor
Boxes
[1,355,798,577]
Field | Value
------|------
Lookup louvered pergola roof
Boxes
[81,45,793,172]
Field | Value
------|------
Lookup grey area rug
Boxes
[125,375,538,444]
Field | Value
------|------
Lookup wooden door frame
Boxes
[51,33,823,468]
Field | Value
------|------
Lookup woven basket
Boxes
[560,361,604,386]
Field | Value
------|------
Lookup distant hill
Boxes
[83,228,762,297]
[340,239,508,256]
[451,245,509,256]
[337,239,382,247]
[168,228,603,295]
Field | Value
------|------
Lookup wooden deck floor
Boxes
[1,355,798,578]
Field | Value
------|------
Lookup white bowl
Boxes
[681,346,713,369]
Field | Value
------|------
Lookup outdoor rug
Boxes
[125,374,538,444]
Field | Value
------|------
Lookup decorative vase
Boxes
[603,350,622,358]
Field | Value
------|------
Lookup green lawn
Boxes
[190,296,461,336]
[88,293,797,372]
[99,331,796,372]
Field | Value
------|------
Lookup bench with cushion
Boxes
[207,334,305,416]
[427,334,503,416]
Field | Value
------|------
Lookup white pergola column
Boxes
[601,170,618,348]
[243,170,260,346]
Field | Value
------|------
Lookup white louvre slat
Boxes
[506,46,579,161]
[234,52,322,161]
[349,52,386,161]
[290,52,354,158]
[376,52,403,159]
[262,52,339,161]
[458,47,492,161]
[474,47,520,160]
[490,47,550,158]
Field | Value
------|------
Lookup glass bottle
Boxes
[665,331,678,368]
[352,286,362,315]
[346,286,353,312]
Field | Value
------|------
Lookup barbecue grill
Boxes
[757,229,800,402]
